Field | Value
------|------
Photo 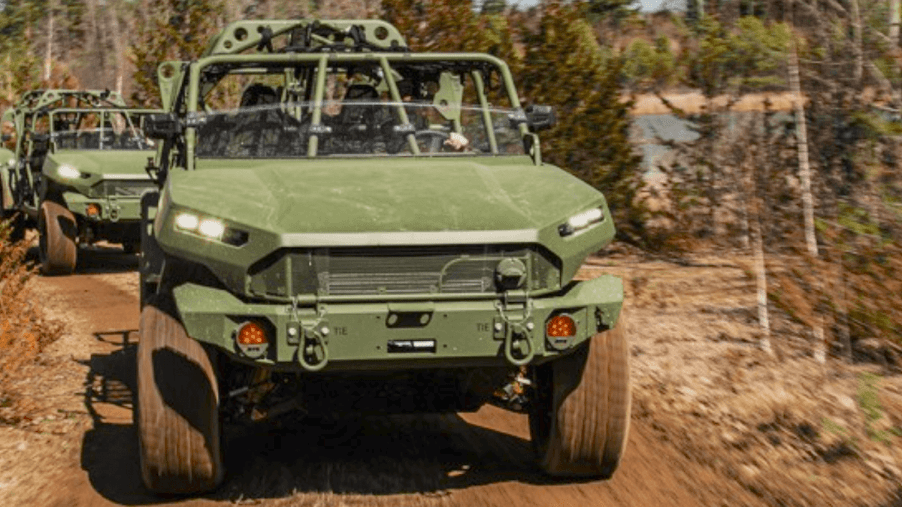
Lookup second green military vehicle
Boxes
[0,90,159,274]
[138,19,630,493]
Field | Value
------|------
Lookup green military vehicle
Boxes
[0,90,159,273]
[138,19,630,494]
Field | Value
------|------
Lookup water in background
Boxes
[632,112,794,173]
[632,114,698,172]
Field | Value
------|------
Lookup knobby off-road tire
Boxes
[38,200,77,275]
[529,314,631,478]
[137,297,224,494]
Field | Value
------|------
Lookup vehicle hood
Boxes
[48,150,153,177]
[170,157,602,236]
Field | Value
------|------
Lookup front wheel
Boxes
[137,297,224,494]
[528,314,631,478]
[38,200,77,275]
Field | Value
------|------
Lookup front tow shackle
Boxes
[297,326,330,371]
[503,321,535,366]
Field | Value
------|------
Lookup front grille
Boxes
[321,247,507,295]
[95,179,156,198]
[248,245,560,298]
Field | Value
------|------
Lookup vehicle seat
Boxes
[338,84,382,134]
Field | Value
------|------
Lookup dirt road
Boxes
[0,246,767,507]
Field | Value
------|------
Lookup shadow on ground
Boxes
[880,490,902,507]
[26,243,138,275]
[79,333,555,505]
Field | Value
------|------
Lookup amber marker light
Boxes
[546,314,576,338]
[237,321,268,345]
[85,204,101,218]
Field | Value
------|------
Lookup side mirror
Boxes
[525,105,556,131]
[144,113,182,140]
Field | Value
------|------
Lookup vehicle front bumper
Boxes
[63,191,143,222]
[172,274,624,372]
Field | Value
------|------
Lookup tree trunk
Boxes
[851,0,863,84]
[747,115,773,356]
[107,1,125,94]
[3,53,11,103]
[44,0,55,82]
[891,0,900,47]
[836,252,852,362]
[740,202,750,250]
[85,0,105,86]
[788,34,826,363]
[751,201,772,356]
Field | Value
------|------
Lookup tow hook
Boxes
[297,325,329,371]
[504,321,535,366]
[495,296,535,366]
[108,197,120,222]
[289,297,330,371]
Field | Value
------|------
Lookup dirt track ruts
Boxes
[0,246,767,507]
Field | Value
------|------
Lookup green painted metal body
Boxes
[0,92,158,241]
[9,89,126,110]
[0,148,15,210]
[46,150,155,222]
[147,19,625,372]
[172,273,623,371]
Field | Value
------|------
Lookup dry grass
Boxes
[0,218,62,423]
[584,250,902,507]
[628,91,798,115]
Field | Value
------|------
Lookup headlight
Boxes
[57,164,82,179]
[558,206,604,236]
[173,211,248,246]
[198,218,225,240]
[175,212,200,231]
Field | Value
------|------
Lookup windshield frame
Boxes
[183,52,528,168]
[192,100,528,159]
[49,107,161,151]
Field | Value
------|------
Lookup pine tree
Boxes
[130,0,225,107]
[481,0,506,15]
[0,1,45,105]
[517,2,643,242]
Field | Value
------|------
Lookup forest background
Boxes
[1,0,901,365]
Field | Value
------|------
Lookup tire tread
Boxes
[39,201,76,275]
[531,311,631,478]
[137,298,223,494]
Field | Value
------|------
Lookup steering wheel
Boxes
[414,130,451,154]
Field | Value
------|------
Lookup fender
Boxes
[0,148,16,211]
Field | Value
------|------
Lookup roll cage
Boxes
[147,20,546,180]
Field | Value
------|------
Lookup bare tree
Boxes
[851,0,863,84]
[891,0,900,47]
[44,0,55,82]
[107,1,126,94]
[787,20,826,363]
[748,112,773,356]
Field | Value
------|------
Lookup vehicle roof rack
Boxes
[12,89,127,112]
[203,19,408,56]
